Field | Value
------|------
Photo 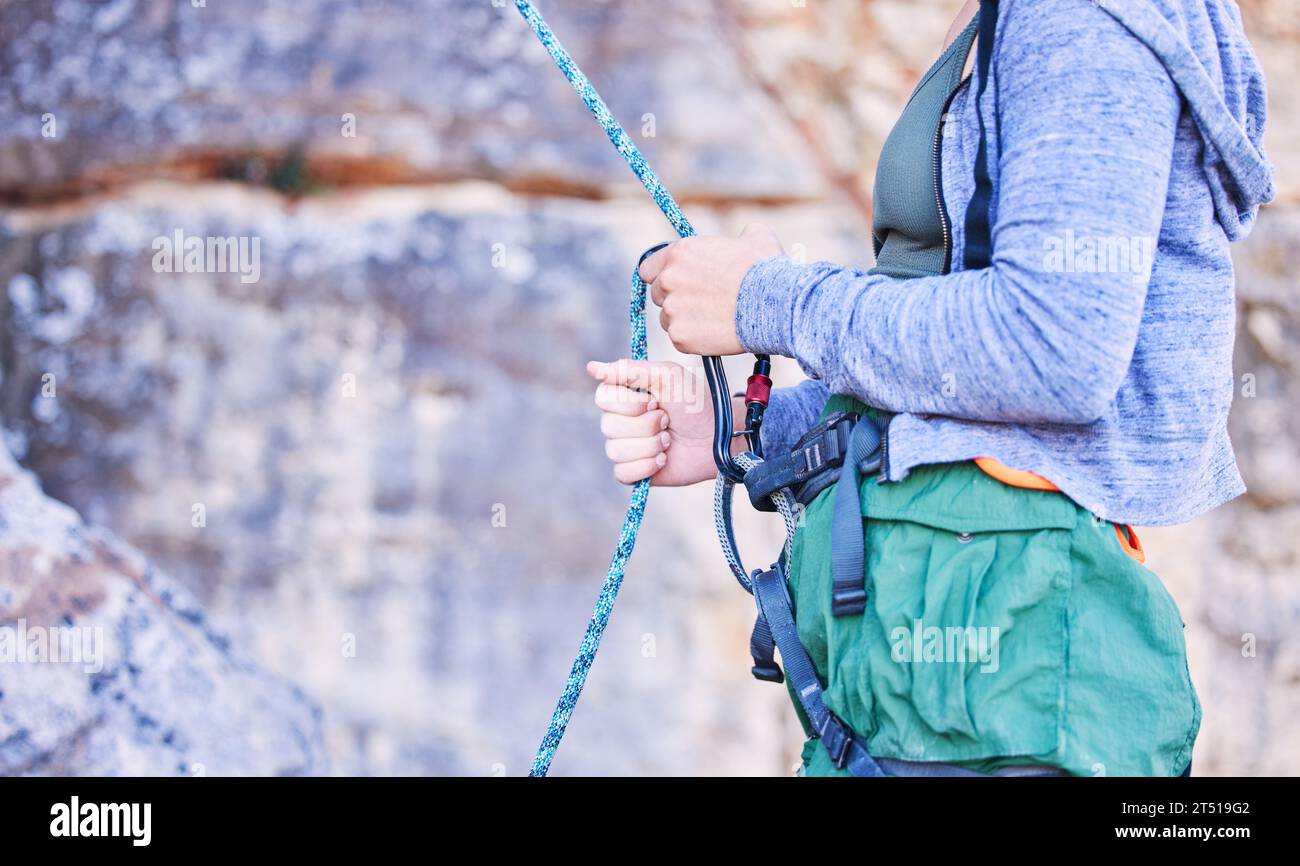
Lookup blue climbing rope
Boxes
[527,266,649,778]
[514,0,696,777]
[513,1,696,242]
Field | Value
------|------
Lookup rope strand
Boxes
[513,1,696,239]
[515,0,788,776]
[515,0,693,777]
[527,264,650,778]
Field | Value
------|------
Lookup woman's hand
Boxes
[587,359,743,486]
[638,224,784,356]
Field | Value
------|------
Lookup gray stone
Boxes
[0,186,803,775]
[0,443,326,775]
[0,0,821,202]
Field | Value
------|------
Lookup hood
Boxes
[1098,0,1275,240]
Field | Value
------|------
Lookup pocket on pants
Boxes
[1063,514,1201,775]
[792,461,1079,765]
[850,513,1074,761]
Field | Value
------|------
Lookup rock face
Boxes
[0,443,325,775]
[0,0,821,201]
[0,185,814,775]
[0,0,1297,775]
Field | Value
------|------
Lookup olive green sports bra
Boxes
[869,18,979,279]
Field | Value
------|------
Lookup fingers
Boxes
[648,274,668,308]
[586,358,682,390]
[605,431,671,463]
[640,239,689,307]
[587,357,690,485]
[613,454,666,485]
[588,359,692,414]
[587,359,655,388]
[637,245,671,284]
[600,409,669,438]
[594,383,655,416]
[601,410,671,485]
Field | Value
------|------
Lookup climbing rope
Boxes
[514,0,696,777]
[515,0,786,777]
[527,263,650,778]
[513,1,695,241]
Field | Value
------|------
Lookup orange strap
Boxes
[973,456,1060,491]
[1113,523,1146,563]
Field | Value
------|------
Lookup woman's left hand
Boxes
[638,223,784,356]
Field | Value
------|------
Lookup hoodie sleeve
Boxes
[736,0,1183,425]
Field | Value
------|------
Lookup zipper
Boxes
[933,73,972,276]
[883,72,968,485]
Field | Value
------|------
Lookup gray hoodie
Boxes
[737,0,1275,526]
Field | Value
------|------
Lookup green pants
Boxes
[787,397,1200,777]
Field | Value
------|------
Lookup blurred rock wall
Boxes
[0,0,1295,775]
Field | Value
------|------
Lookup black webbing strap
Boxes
[830,416,883,617]
[741,412,857,512]
[751,563,888,776]
[962,0,1000,271]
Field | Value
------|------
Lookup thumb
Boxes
[586,359,667,390]
[587,359,648,386]
[587,360,688,400]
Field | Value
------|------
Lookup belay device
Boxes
[514,0,896,777]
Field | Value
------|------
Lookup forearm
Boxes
[737,258,1140,425]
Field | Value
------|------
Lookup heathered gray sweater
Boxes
[736,0,1275,526]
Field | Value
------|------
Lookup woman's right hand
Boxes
[586,359,738,487]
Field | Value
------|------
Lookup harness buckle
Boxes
[831,587,868,618]
[819,715,853,770]
[796,442,824,478]
[742,412,860,512]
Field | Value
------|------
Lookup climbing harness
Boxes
[517,0,1021,778]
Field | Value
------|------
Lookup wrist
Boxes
[735,255,804,357]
